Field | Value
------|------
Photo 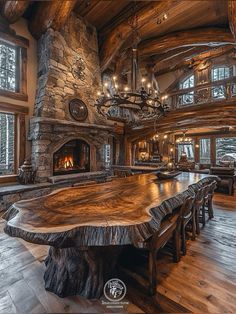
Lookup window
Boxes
[211,67,230,82]
[199,138,211,164]
[0,112,15,175]
[212,85,226,99]
[178,91,194,106]
[0,35,28,101]
[177,143,194,161]
[179,75,195,106]
[216,137,236,164]
[0,42,18,92]
[179,75,194,89]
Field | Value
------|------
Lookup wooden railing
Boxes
[166,77,236,110]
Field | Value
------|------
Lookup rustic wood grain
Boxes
[100,0,177,71]
[3,173,216,298]
[1,190,236,312]
[228,0,236,40]
[29,0,77,39]
[4,173,216,248]
[2,0,29,24]
[138,27,235,58]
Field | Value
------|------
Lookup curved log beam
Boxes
[29,0,77,39]
[228,0,236,39]
[100,0,178,72]
[2,0,29,24]
[126,101,236,141]
[139,27,235,58]
[154,45,234,76]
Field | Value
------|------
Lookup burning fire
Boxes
[63,156,74,169]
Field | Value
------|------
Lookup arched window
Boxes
[178,75,195,105]
[179,75,194,89]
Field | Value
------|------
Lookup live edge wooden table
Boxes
[3,172,216,299]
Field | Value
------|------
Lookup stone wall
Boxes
[30,13,115,182]
[34,12,104,123]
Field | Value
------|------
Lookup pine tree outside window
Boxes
[0,42,18,92]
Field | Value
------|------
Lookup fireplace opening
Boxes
[53,139,90,176]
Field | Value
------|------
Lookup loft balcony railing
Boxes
[166,77,236,110]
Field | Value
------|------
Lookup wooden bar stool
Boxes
[180,195,195,255]
[194,187,205,235]
[205,180,217,219]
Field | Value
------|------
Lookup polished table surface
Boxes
[3,172,217,298]
[4,172,216,246]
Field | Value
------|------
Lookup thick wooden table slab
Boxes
[3,172,216,298]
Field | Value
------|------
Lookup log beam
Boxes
[2,0,29,24]
[154,45,234,76]
[100,0,178,72]
[29,0,77,39]
[228,0,236,40]
[126,101,236,141]
[139,27,235,58]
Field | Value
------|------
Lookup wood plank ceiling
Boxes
[1,0,233,75]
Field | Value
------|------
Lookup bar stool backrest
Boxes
[180,196,195,219]
[194,187,204,209]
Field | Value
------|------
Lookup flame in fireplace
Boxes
[63,156,74,169]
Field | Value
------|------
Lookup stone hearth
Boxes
[29,13,116,182]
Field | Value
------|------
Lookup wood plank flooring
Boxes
[0,191,236,313]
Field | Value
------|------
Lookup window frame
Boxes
[179,74,195,90]
[0,102,28,183]
[0,32,28,101]
[211,66,231,82]
[199,138,211,164]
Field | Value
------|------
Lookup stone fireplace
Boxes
[53,139,90,176]
[29,13,118,182]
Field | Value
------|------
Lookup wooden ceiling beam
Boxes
[153,46,214,74]
[2,0,30,24]
[100,0,179,72]
[228,0,236,40]
[29,0,77,39]
[139,27,235,58]
[154,45,234,77]
[126,101,236,141]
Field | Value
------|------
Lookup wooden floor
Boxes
[0,192,236,313]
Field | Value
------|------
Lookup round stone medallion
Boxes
[69,99,88,121]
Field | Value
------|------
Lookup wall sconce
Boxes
[163,134,168,139]
[195,144,199,148]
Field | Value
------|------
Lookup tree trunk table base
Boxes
[44,246,121,298]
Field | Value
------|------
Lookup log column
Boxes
[44,246,122,299]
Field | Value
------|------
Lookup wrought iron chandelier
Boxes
[176,130,193,145]
[94,3,168,125]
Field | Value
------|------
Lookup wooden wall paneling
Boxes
[228,0,236,39]
[0,102,29,115]
[195,137,200,164]
[20,47,27,97]
[211,137,216,166]
[18,114,26,167]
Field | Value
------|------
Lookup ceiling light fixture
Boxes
[94,3,168,125]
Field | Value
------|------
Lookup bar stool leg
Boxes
[196,208,200,235]
[191,213,196,240]
[202,205,206,227]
